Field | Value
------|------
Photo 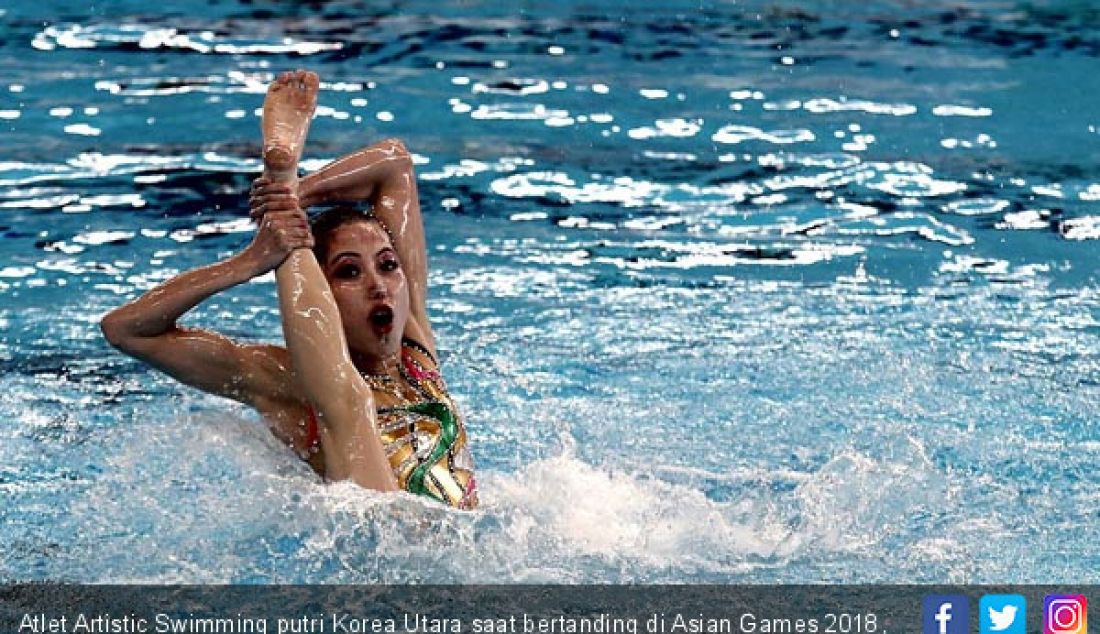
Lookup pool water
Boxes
[1,0,1097,582]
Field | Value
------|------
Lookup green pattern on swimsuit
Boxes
[400,401,459,498]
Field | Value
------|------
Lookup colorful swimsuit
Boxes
[306,339,478,509]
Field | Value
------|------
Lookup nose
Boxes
[368,283,387,300]
[364,269,388,300]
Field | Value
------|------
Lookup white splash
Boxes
[803,97,916,116]
[1061,216,1100,241]
[627,118,703,140]
[932,105,993,117]
[712,125,815,145]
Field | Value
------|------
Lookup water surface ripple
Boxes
[1,0,1097,582]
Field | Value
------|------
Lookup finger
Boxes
[256,193,299,206]
[260,183,294,195]
[252,189,295,200]
[262,195,299,206]
[268,208,302,221]
[256,203,297,217]
[268,215,307,232]
[248,197,269,214]
[259,202,292,217]
[250,186,292,203]
[250,204,284,220]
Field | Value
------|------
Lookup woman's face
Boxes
[320,220,410,368]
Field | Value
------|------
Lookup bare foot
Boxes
[262,70,319,183]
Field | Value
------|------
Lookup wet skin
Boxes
[320,220,412,379]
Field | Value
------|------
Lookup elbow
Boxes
[99,313,127,349]
[100,311,151,352]
[381,138,411,162]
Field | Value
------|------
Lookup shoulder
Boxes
[401,336,439,369]
[402,315,438,363]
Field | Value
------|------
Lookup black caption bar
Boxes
[0,586,1093,634]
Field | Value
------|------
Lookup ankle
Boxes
[264,142,298,172]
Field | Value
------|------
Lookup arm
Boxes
[99,209,311,405]
[296,139,435,356]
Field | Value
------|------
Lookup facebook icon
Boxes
[924,595,970,634]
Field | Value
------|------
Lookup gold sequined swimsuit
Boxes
[306,339,478,509]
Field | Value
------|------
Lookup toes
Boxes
[271,69,318,95]
[283,69,318,93]
[269,72,290,92]
[290,69,307,90]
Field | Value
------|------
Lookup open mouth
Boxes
[369,306,394,330]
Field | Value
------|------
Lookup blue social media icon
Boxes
[924,595,970,634]
[981,595,1027,634]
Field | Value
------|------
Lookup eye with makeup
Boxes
[378,250,400,273]
[332,259,361,279]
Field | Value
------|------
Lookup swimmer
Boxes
[101,69,477,509]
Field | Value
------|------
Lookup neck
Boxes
[352,348,402,380]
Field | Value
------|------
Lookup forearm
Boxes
[101,252,257,344]
[298,138,411,208]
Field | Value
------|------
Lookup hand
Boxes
[243,204,313,276]
[249,177,302,221]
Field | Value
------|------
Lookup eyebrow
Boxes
[328,247,396,267]
[327,251,360,266]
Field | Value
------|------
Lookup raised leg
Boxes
[262,70,399,492]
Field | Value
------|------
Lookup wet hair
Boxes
[309,204,386,264]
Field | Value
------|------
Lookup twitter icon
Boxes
[981,595,1027,634]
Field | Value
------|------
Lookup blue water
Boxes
[1,0,1097,582]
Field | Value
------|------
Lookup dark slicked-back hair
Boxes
[309,205,384,265]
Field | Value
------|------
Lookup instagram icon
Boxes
[1045,595,1088,634]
